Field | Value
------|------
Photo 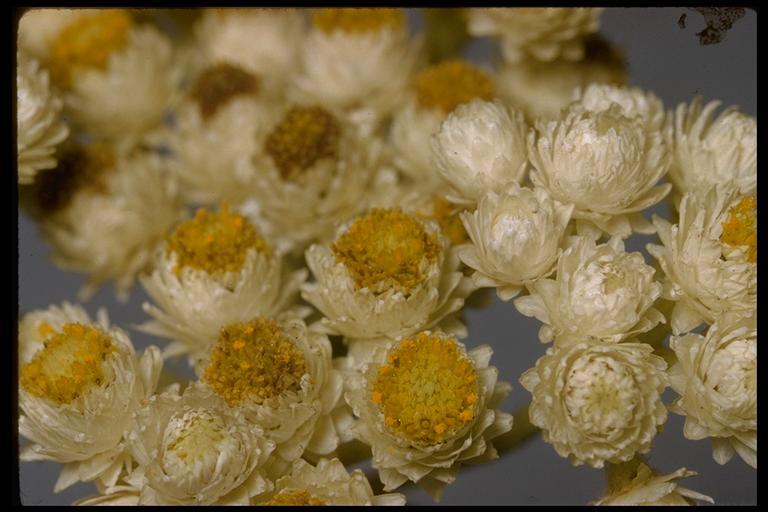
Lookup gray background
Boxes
[17,8,756,505]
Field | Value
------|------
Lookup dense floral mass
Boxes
[16,7,754,506]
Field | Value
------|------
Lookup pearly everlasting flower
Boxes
[16,52,68,184]
[302,208,474,368]
[529,105,671,239]
[140,204,307,364]
[458,185,573,300]
[669,312,757,468]
[345,331,513,501]
[571,82,665,132]
[18,8,86,61]
[35,144,183,301]
[291,8,421,132]
[430,99,528,204]
[18,303,163,493]
[124,385,275,505]
[514,236,665,345]
[666,97,756,203]
[647,187,756,334]
[521,339,668,468]
[254,457,406,506]
[466,8,603,64]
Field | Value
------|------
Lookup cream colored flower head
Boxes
[669,312,756,468]
[140,204,307,364]
[520,339,668,468]
[391,59,496,187]
[666,97,756,204]
[16,52,68,184]
[458,185,573,301]
[647,186,756,334]
[345,331,513,501]
[431,99,528,204]
[302,208,474,367]
[35,144,183,301]
[529,105,671,239]
[18,302,163,493]
[291,8,420,130]
[254,457,406,506]
[467,8,603,64]
[571,82,665,132]
[514,236,665,345]
[125,384,275,505]
[592,458,713,505]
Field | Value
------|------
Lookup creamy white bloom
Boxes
[571,82,665,132]
[17,8,90,60]
[647,187,756,334]
[18,303,162,493]
[669,312,757,468]
[520,340,668,468]
[16,53,68,184]
[514,236,665,345]
[345,331,513,501]
[666,97,756,203]
[467,8,603,63]
[458,185,573,301]
[254,457,406,505]
[390,99,446,188]
[431,99,528,204]
[529,105,671,239]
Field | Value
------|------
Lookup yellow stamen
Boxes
[190,62,260,121]
[332,208,441,295]
[267,489,327,506]
[312,8,405,35]
[721,195,757,263]
[417,196,469,246]
[20,323,115,405]
[370,332,479,446]
[413,60,495,114]
[203,319,307,406]
[165,203,271,276]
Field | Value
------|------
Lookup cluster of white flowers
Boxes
[16,7,754,505]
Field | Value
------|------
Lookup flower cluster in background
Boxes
[16,7,755,506]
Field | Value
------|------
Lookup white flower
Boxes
[647,187,756,334]
[36,144,183,301]
[669,312,756,468]
[139,204,307,364]
[515,236,665,345]
[17,8,88,60]
[254,457,406,505]
[529,105,671,239]
[666,97,756,203]
[571,82,665,132]
[18,303,163,493]
[125,385,275,505]
[16,52,68,184]
[458,185,573,300]
[302,208,474,368]
[521,340,668,468]
[467,8,603,63]
[345,331,513,501]
[430,99,528,204]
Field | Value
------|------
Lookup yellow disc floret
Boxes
[264,105,341,181]
[190,62,260,121]
[721,195,757,263]
[48,10,133,88]
[312,8,405,35]
[418,196,468,246]
[413,60,495,114]
[20,323,115,405]
[203,319,307,406]
[267,489,327,506]
[371,332,479,446]
[165,203,271,276]
[332,208,441,295]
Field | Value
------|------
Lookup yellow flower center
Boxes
[20,322,115,405]
[371,332,479,446]
[312,8,405,35]
[203,319,307,406]
[189,62,260,121]
[413,60,495,114]
[332,208,441,295]
[264,106,341,181]
[720,195,756,263]
[48,10,133,88]
[267,489,327,506]
[417,196,468,246]
[165,203,271,276]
